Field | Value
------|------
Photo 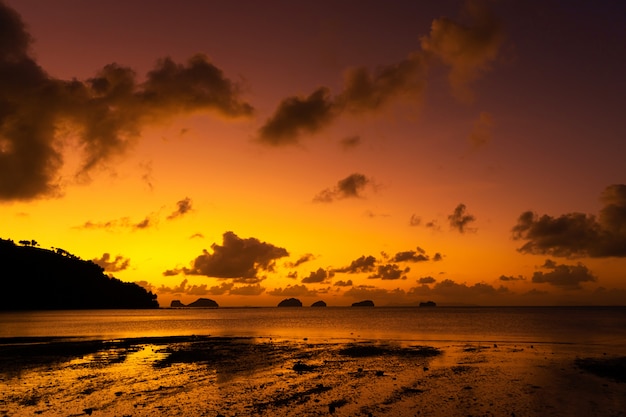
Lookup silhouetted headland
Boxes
[0,238,158,310]
[352,300,375,307]
[311,300,327,307]
[170,298,218,308]
[277,298,302,307]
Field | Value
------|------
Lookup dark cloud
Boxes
[418,276,436,284]
[256,1,503,145]
[301,267,333,284]
[340,135,361,150]
[162,269,180,277]
[0,3,253,201]
[287,271,298,279]
[313,173,374,203]
[432,253,443,261]
[257,87,336,145]
[392,250,429,263]
[285,253,315,268]
[409,215,421,226]
[229,284,265,296]
[92,253,130,272]
[499,274,525,282]
[166,197,192,220]
[448,203,476,233]
[267,284,318,297]
[181,231,289,279]
[333,280,353,287]
[334,255,377,274]
[531,259,596,290]
[189,233,204,239]
[513,184,626,258]
[409,278,510,299]
[368,264,410,280]
[157,278,210,296]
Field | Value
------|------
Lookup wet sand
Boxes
[1,336,625,416]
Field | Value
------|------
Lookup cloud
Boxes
[418,276,436,284]
[0,3,253,201]
[513,184,626,258]
[468,111,494,149]
[409,278,510,300]
[189,233,204,239]
[313,173,374,202]
[285,253,315,268]
[180,231,289,279]
[257,87,336,146]
[157,279,210,296]
[79,215,158,231]
[419,0,505,101]
[392,249,429,263]
[448,203,476,233]
[432,253,443,261]
[340,135,361,150]
[531,259,596,290]
[368,264,410,280]
[499,274,525,282]
[333,280,353,287]
[92,253,130,272]
[229,284,265,296]
[166,197,192,220]
[334,255,377,274]
[256,0,504,145]
[301,267,333,284]
[267,284,318,297]
[409,215,422,226]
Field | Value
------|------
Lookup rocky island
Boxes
[0,238,158,310]
[170,298,219,308]
[277,298,302,307]
[311,300,327,307]
[352,300,375,307]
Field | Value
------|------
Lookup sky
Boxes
[1,0,625,307]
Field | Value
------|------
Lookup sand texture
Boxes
[1,336,625,416]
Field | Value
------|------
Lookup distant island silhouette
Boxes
[419,301,437,307]
[277,298,302,307]
[0,238,158,310]
[311,300,327,307]
[170,298,218,308]
[352,300,375,307]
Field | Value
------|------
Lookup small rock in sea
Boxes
[494,343,498,348]
[83,408,93,416]
[375,370,385,377]
[423,366,429,371]
[329,404,336,414]
[357,367,363,373]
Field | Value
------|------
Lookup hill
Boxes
[0,238,159,310]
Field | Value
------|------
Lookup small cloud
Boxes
[499,274,525,282]
[340,135,361,150]
[189,233,204,239]
[468,111,494,149]
[418,276,436,284]
[368,264,410,280]
[166,197,193,220]
[448,203,476,233]
[333,280,353,287]
[285,253,315,268]
[409,214,421,226]
[313,173,374,203]
[92,253,130,272]
[267,284,318,297]
[229,284,265,296]
[157,279,209,296]
[392,250,429,263]
[334,255,377,274]
[301,267,334,284]
[531,259,596,290]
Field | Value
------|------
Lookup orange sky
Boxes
[1,0,625,306]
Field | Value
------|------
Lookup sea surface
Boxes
[2,306,626,353]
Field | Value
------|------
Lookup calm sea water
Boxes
[2,307,626,352]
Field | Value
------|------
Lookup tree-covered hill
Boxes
[0,238,158,310]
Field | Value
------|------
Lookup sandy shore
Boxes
[1,336,624,416]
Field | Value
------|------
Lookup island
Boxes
[311,300,327,307]
[277,298,302,307]
[419,301,437,307]
[352,300,375,307]
[0,238,158,310]
[170,298,219,308]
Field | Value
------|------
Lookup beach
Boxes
[1,336,625,417]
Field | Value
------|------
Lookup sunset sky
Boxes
[1,0,625,307]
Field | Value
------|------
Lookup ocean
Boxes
[2,306,626,353]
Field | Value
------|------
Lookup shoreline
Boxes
[1,336,625,416]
